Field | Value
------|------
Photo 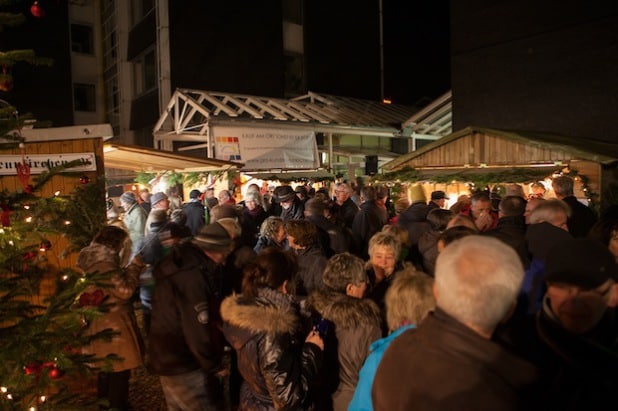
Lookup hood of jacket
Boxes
[306,289,382,329]
[220,288,299,349]
[77,243,120,272]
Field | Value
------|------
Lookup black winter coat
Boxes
[220,288,322,411]
[148,242,224,376]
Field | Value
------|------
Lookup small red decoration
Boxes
[79,175,90,184]
[1,203,10,227]
[79,289,106,307]
[0,66,13,92]
[25,184,34,194]
[39,240,52,251]
[30,1,45,18]
[24,362,64,379]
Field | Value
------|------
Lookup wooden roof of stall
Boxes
[383,126,618,172]
[103,143,242,172]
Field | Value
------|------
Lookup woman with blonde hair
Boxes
[253,216,288,254]
[349,269,435,411]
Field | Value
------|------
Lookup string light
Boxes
[54,191,60,196]
[26,216,33,223]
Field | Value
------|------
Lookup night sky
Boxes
[381,0,451,106]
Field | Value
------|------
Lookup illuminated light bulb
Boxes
[64,220,71,225]
[0,386,6,392]
[40,396,46,402]
[29,407,36,411]
[8,240,14,246]
[0,228,4,234]
[24,205,30,209]
[26,216,33,222]
[7,394,12,399]
[54,191,61,196]
[62,275,69,281]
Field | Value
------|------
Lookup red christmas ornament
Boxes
[30,1,45,18]
[47,365,64,379]
[79,175,90,184]
[79,289,106,307]
[24,362,42,376]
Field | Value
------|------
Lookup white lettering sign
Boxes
[0,152,96,175]
[213,127,318,170]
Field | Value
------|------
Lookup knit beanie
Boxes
[191,222,233,251]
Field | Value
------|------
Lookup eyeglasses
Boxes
[548,282,613,299]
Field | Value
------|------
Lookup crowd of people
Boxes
[82,175,618,410]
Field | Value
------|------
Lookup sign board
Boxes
[212,126,318,170]
[0,152,96,175]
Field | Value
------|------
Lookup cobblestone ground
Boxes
[128,305,232,411]
[128,365,167,411]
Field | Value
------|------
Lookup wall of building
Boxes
[451,0,618,143]
[168,1,286,97]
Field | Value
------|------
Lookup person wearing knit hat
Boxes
[119,191,147,255]
[148,220,233,409]
[150,192,169,208]
[495,237,618,409]
[145,192,170,236]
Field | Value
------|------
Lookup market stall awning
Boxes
[245,170,335,182]
[103,143,243,172]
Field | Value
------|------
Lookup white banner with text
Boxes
[212,126,318,170]
[0,152,96,175]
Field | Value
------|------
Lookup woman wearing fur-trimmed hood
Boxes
[220,248,323,411]
[305,253,382,411]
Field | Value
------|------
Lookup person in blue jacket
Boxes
[348,268,435,411]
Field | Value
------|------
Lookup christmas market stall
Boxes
[379,126,618,211]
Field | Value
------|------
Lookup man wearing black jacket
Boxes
[148,222,233,410]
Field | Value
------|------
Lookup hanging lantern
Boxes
[30,1,45,18]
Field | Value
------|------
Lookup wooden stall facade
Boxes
[0,137,105,302]
[382,126,618,208]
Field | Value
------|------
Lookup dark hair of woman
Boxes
[241,247,298,299]
[285,219,318,248]
[92,225,128,251]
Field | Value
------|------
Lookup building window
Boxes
[71,24,94,54]
[131,0,155,25]
[133,49,157,95]
[283,0,303,24]
[74,83,96,112]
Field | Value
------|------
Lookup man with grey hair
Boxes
[334,182,359,230]
[551,175,597,237]
[372,236,539,410]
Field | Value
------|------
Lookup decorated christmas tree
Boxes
[0,103,117,410]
